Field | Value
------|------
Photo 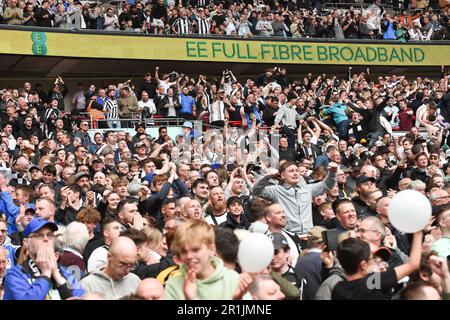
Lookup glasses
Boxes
[115,258,137,269]
[0,229,7,233]
[119,165,128,169]
[29,232,55,240]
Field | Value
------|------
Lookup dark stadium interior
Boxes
[0,54,444,80]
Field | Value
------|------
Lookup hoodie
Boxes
[80,269,141,300]
[254,172,336,234]
[165,256,251,300]
[314,263,346,300]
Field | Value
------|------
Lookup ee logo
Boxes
[31,32,48,56]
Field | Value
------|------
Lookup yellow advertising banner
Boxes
[1,29,449,66]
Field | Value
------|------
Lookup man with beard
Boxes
[3,217,84,300]
[72,172,91,200]
[264,203,301,266]
[351,176,378,218]
[35,197,57,224]
[204,187,227,226]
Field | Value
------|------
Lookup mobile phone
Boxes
[322,229,339,251]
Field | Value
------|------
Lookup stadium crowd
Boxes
[0,0,450,40]
[0,64,449,300]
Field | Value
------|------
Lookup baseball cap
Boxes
[356,175,376,185]
[351,158,364,171]
[308,226,326,244]
[135,142,146,148]
[269,233,289,250]
[23,217,58,238]
[73,172,90,182]
[373,246,392,262]
[92,158,103,164]
[29,165,42,173]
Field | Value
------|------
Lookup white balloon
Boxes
[238,233,274,273]
[388,189,432,233]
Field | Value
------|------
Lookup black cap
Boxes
[351,158,364,171]
[29,165,42,173]
[356,175,376,185]
[269,233,289,250]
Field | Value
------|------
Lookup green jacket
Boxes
[165,257,251,300]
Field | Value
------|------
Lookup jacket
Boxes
[157,95,180,117]
[80,269,141,300]
[165,256,250,300]
[351,196,377,218]
[409,167,429,185]
[219,213,250,230]
[314,263,346,300]
[253,171,336,234]
[0,192,34,235]
[118,95,139,117]
[3,260,84,300]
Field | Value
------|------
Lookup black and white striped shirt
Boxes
[172,17,192,35]
[104,98,119,119]
[196,0,208,7]
[196,17,211,35]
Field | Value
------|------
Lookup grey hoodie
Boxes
[314,263,346,300]
[80,269,141,300]
[253,171,336,234]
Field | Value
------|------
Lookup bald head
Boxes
[106,236,138,281]
[136,278,165,300]
[360,165,378,178]
[109,236,138,256]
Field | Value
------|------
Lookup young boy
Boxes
[165,220,251,300]
[331,231,422,300]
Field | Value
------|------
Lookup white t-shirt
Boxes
[87,246,108,272]
[205,212,227,226]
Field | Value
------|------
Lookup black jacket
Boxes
[296,143,322,162]
[352,196,377,218]
[219,213,250,230]
[157,96,180,117]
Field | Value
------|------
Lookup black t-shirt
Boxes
[332,268,397,300]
